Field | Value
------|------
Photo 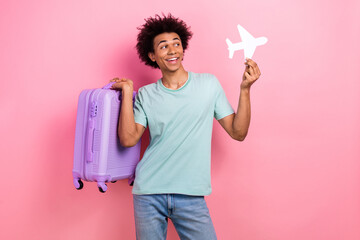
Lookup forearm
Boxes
[118,90,138,147]
[233,88,251,140]
[219,59,260,141]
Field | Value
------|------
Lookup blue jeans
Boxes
[133,194,217,240]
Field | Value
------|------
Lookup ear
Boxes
[148,52,156,62]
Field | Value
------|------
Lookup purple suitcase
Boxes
[73,82,140,193]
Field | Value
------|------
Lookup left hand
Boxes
[241,58,261,89]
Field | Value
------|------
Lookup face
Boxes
[148,32,184,73]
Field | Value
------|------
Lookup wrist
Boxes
[240,86,250,95]
[121,88,133,98]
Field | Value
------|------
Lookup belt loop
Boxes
[167,194,171,214]
[173,194,175,213]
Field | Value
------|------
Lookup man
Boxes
[111,14,261,240]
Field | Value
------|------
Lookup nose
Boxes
[168,45,176,55]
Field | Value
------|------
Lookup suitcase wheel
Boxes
[97,182,107,193]
[74,179,84,190]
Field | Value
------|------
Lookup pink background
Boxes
[1,0,359,239]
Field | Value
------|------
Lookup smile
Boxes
[166,57,179,63]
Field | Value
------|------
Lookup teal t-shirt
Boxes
[132,72,234,196]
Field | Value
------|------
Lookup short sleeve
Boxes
[213,76,234,120]
[134,89,148,128]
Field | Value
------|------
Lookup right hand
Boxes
[110,77,134,94]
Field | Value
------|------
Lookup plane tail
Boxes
[226,38,235,59]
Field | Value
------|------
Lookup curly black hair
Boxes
[136,13,193,69]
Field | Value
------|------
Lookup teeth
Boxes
[168,58,177,61]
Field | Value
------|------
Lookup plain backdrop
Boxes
[1,0,359,239]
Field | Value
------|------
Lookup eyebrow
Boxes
[157,38,180,46]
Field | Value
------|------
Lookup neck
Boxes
[161,66,188,90]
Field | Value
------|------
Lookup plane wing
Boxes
[237,24,255,42]
[244,44,256,59]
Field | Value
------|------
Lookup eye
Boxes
[160,45,167,49]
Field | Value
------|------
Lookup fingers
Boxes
[110,81,127,90]
[244,62,255,79]
[109,77,133,92]
[109,78,131,90]
[248,64,255,76]
[244,71,251,80]
[110,77,129,82]
[110,77,119,82]
[245,58,261,78]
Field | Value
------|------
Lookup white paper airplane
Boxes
[226,25,268,60]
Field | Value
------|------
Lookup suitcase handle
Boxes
[102,82,115,89]
[85,119,95,163]
[102,82,137,101]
